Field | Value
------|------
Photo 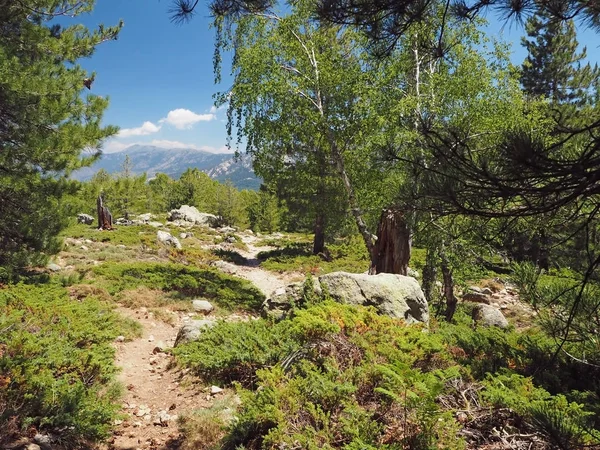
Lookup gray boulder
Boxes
[147,221,164,228]
[77,213,94,225]
[174,319,216,346]
[462,291,491,304]
[167,205,219,227]
[262,282,317,320]
[472,304,509,328]
[192,299,214,314]
[157,230,182,250]
[136,213,154,223]
[319,272,429,324]
[263,271,428,324]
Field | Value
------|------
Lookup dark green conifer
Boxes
[0,1,121,279]
[521,9,599,106]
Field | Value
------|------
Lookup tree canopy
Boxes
[0,0,121,280]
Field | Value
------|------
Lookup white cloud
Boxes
[209,103,228,114]
[117,121,161,138]
[160,108,215,129]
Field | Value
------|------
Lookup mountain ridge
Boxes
[72,144,260,190]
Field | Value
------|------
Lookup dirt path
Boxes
[106,232,298,449]
[107,308,208,450]
[213,233,303,297]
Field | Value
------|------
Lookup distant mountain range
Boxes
[72,144,261,190]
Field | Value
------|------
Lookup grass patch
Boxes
[92,262,265,311]
[0,283,140,445]
[61,223,159,248]
[258,236,370,275]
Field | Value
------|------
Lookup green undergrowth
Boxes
[174,302,600,449]
[258,236,370,275]
[0,283,140,446]
[61,223,159,247]
[92,262,265,311]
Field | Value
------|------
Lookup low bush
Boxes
[175,301,600,449]
[0,284,139,445]
[92,262,265,311]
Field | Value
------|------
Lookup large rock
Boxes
[192,299,214,314]
[77,213,94,225]
[262,282,316,320]
[157,230,182,250]
[167,205,219,227]
[472,304,509,328]
[174,319,216,346]
[319,272,429,324]
[262,272,428,324]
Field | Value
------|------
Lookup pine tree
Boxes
[0,1,121,280]
[521,9,599,106]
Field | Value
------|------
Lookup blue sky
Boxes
[76,1,599,154]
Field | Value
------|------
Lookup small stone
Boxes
[26,445,42,450]
[115,335,125,343]
[47,263,61,272]
[80,245,89,251]
[133,421,142,428]
[152,342,166,353]
[114,419,124,425]
[117,244,126,249]
[154,411,172,427]
[210,385,224,395]
[456,412,468,423]
[148,335,155,342]
[34,434,52,446]
[480,287,493,296]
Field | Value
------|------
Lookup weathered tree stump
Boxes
[97,195,113,230]
[369,208,411,275]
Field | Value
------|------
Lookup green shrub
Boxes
[174,319,299,387]
[92,262,265,311]
[0,284,138,443]
[176,302,466,449]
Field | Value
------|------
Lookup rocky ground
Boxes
[103,230,294,450]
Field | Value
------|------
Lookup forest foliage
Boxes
[2,0,600,447]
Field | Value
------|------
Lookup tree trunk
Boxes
[422,246,437,303]
[313,212,326,255]
[97,194,113,230]
[369,208,411,275]
[440,246,457,321]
